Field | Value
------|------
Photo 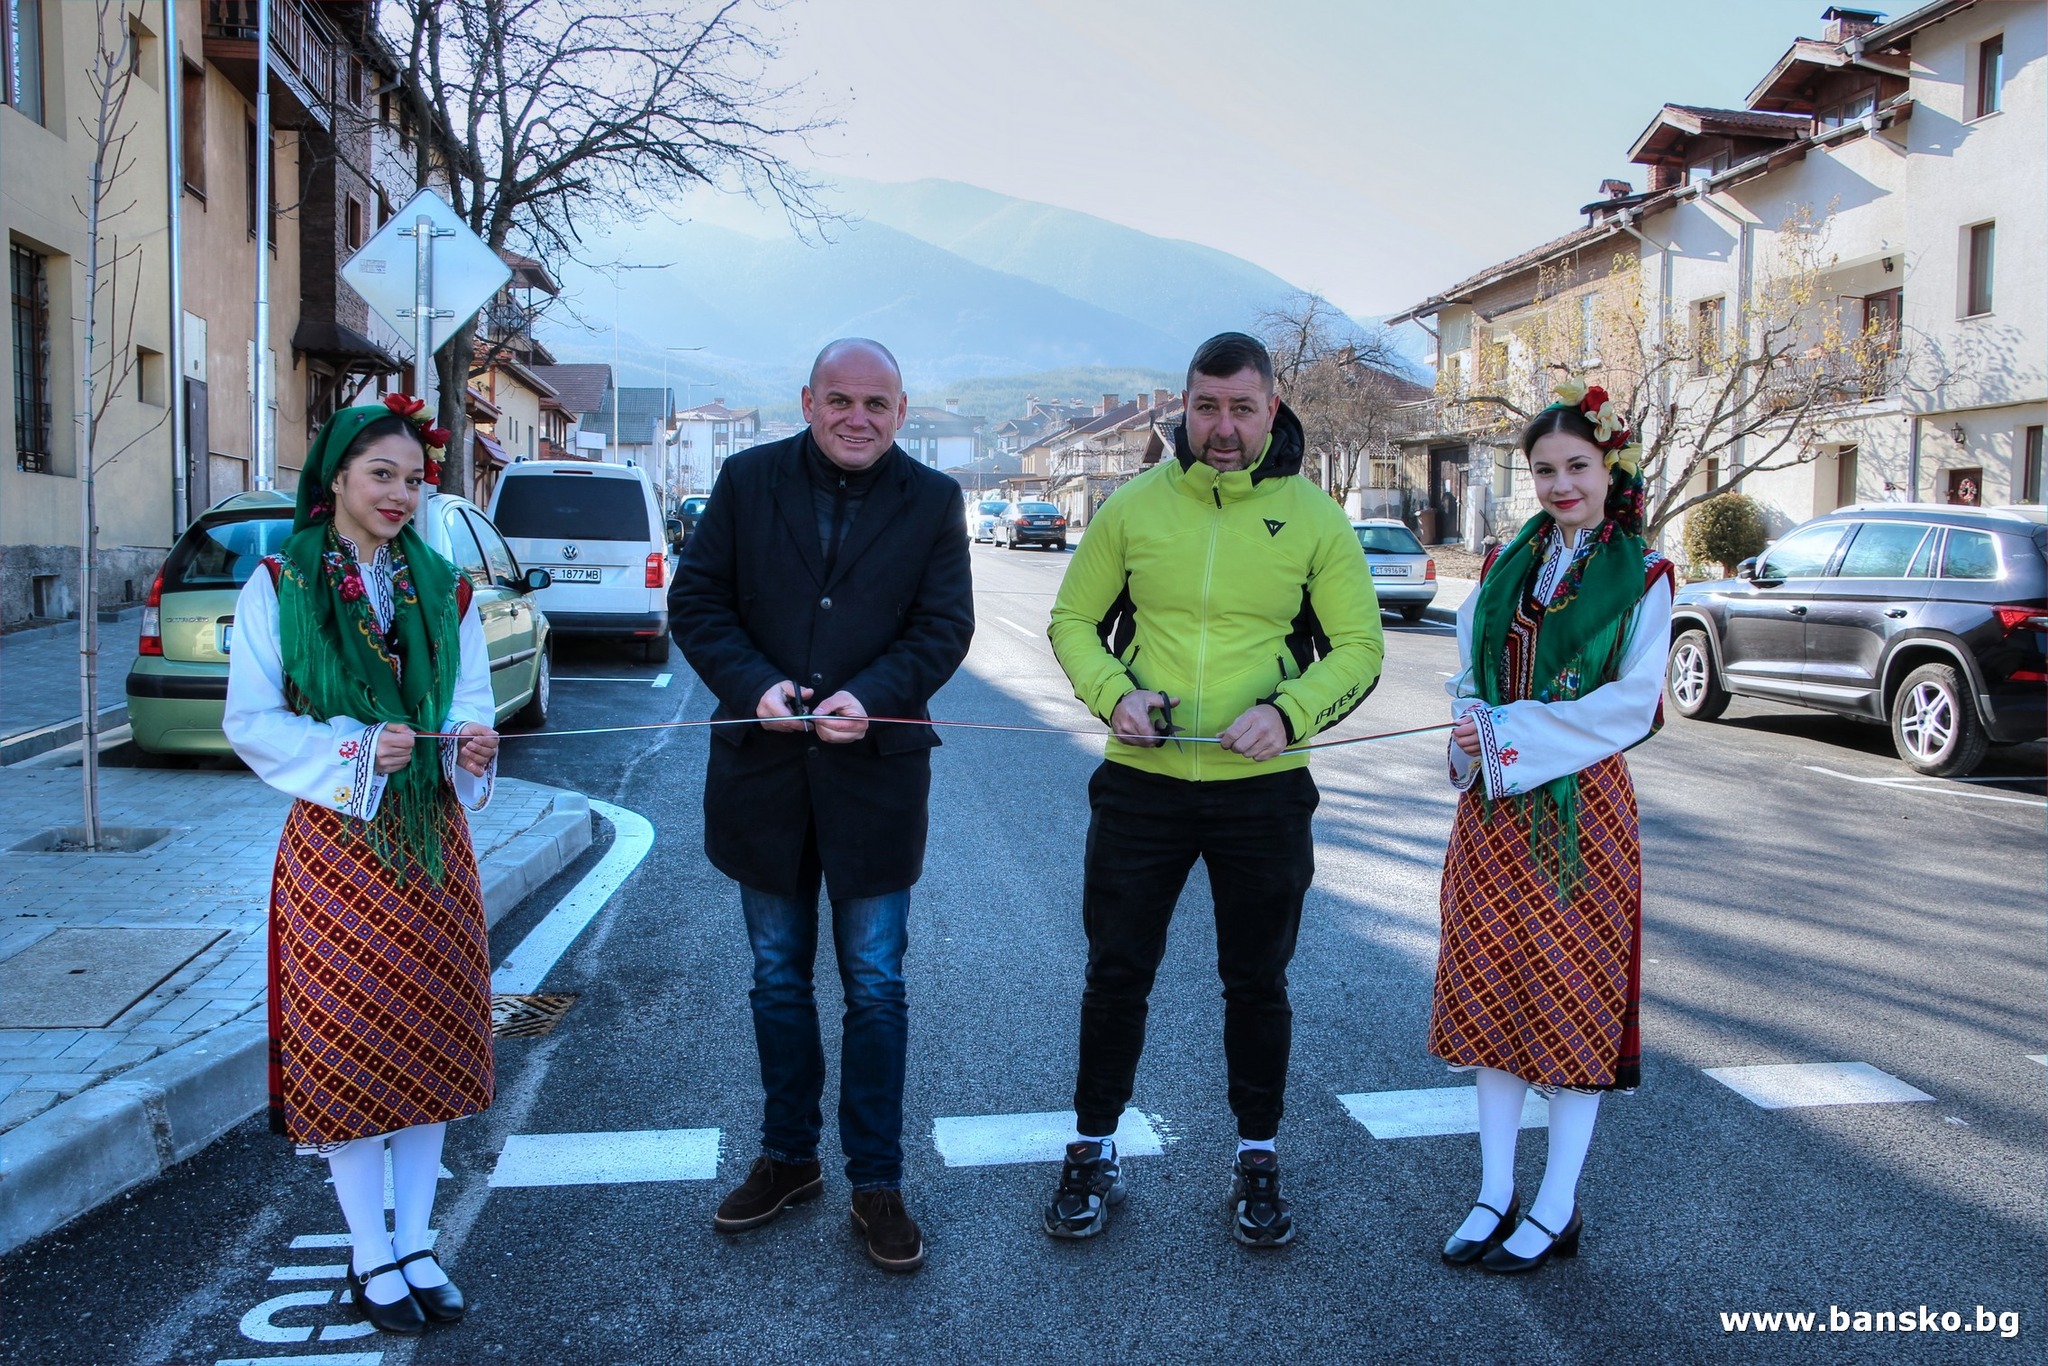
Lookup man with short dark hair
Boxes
[671,338,973,1273]
[1042,331,1384,1247]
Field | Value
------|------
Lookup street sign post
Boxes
[341,189,510,499]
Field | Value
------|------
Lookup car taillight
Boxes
[645,552,666,588]
[1053,518,1067,527]
[1993,605,2048,634]
[1424,558,1437,582]
[138,570,164,655]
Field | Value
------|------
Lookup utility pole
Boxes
[251,0,271,488]
[163,0,187,529]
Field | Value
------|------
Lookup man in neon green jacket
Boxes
[1040,333,1386,1249]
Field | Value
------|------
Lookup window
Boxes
[440,508,490,588]
[1835,445,1859,508]
[1965,223,1995,316]
[3,0,43,123]
[1693,297,1724,375]
[1356,524,1425,555]
[348,57,367,109]
[1945,467,1983,507]
[1836,522,1930,578]
[1704,456,1721,492]
[376,189,392,228]
[180,63,205,197]
[1976,34,2004,118]
[1938,528,1998,580]
[135,346,166,405]
[1861,288,1900,347]
[344,196,364,250]
[1757,522,1847,579]
[11,243,53,472]
[463,510,518,584]
[2024,426,2043,504]
[1686,147,1732,182]
[1815,87,1877,131]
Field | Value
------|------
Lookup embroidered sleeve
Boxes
[438,592,497,812]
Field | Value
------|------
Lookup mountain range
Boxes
[535,178,1412,413]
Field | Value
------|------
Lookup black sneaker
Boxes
[1229,1149,1293,1247]
[1042,1140,1126,1239]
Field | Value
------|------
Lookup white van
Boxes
[489,460,671,662]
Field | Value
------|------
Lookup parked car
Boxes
[489,460,671,663]
[1665,503,2047,777]
[995,500,1068,550]
[1353,520,1438,622]
[970,499,1009,543]
[126,490,553,756]
[674,494,710,549]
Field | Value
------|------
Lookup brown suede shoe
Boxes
[850,1188,925,1272]
[712,1155,824,1232]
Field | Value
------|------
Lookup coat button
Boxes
[819,597,833,610]
[811,672,823,684]
[807,746,819,757]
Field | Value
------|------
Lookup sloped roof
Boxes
[1386,223,1621,324]
[592,386,675,445]
[677,401,758,421]
[1629,103,1809,163]
[528,363,611,415]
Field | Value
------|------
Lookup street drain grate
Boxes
[492,993,577,1037]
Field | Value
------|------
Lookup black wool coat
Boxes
[669,433,974,898]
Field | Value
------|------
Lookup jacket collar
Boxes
[771,430,913,589]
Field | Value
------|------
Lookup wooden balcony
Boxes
[204,0,339,132]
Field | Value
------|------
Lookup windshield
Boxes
[162,513,294,591]
[978,501,1007,514]
[681,497,709,515]
[1356,525,1424,555]
[494,475,650,541]
[1019,502,1060,514]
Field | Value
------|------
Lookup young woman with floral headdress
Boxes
[1428,379,1675,1275]
[224,396,498,1334]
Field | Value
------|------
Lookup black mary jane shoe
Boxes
[1440,1189,1518,1266]
[1479,1204,1583,1275]
[346,1262,427,1335]
[395,1248,466,1323]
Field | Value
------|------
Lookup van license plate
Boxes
[1370,565,1411,577]
[541,566,601,583]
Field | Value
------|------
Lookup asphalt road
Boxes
[7,540,2043,1365]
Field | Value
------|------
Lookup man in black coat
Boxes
[669,338,973,1273]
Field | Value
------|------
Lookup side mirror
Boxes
[665,518,682,536]
[521,567,552,592]
[1735,558,1758,581]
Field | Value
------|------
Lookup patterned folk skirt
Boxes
[1427,752,1643,1091]
[266,798,495,1146]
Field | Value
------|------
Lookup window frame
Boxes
[1974,33,2004,119]
[180,61,206,199]
[11,242,54,473]
[1756,521,1849,581]
[1831,520,1935,580]
[1693,295,1725,376]
[3,0,44,124]
[1936,526,2001,581]
[1964,222,1995,317]
[2023,425,2044,505]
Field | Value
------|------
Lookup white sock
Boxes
[389,1122,449,1289]
[1236,1137,1276,1158]
[326,1138,408,1305]
[1502,1088,1600,1257]
[1455,1068,1527,1241]
[1074,1131,1115,1160]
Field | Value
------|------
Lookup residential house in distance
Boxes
[899,403,986,469]
[1390,1,2044,557]
[672,399,761,493]
[590,385,673,467]
[528,362,612,459]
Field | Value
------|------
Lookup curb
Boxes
[0,786,596,1256]
[0,704,130,767]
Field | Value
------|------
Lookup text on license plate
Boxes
[1370,564,1411,577]
[542,566,602,583]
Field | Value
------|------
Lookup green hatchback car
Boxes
[126,491,553,755]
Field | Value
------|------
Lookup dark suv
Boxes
[1666,504,2046,777]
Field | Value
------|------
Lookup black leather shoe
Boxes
[1480,1204,1583,1274]
[395,1248,465,1323]
[346,1262,427,1335]
[714,1155,825,1232]
[1441,1188,1518,1265]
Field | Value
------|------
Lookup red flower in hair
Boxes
[383,393,427,420]
[424,457,442,486]
[421,425,452,451]
[1580,385,1610,413]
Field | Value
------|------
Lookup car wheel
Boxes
[513,648,550,729]
[1890,661,1988,777]
[639,635,671,665]
[1399,604,1427,623]
[1665,629,1730,721]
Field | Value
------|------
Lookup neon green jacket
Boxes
[1048,404,1385,781]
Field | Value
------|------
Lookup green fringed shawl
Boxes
[1469,513,1650,895]
[275,405,461,880]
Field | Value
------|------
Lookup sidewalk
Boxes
[0,763,593,1254]
[1426,576,1475,623]
[0,614,140,764]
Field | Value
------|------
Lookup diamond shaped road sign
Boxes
[341,188,510,357]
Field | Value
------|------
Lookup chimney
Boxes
[1600,178,1634,200]
[1821,7,1883,44]
[945,399,960,414]
[1153,388,1171,409]
[1647,163,1680,192]
[1101,393,1119,415]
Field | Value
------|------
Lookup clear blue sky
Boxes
[767,0,1852,315]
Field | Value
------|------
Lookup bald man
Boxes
[670,339,974,1273]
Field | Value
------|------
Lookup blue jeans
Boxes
[739,879,910,1190]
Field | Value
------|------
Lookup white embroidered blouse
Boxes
[1445,526,1674,798]
[224,538,497,819]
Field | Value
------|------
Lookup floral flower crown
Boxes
[1549,379,1641,478]
[383,393,451,485]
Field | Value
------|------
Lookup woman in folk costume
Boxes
[224,396,499,1335]
[1429,379,1673,1275]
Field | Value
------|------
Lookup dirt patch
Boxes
[1426,544,1487,579]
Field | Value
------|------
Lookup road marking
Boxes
[217,1356,382,1366]
[489,1128,722,1187]
[653,671,673,688]
[1703,1061,1935,1110]
[993,615,1041,641]
[268,1264,346,1281]
[2027,1055,2047,1067]
[287,1232,436,1250]
[236,1290,375,1344]
[1804,766,2047,808]
[493,799,655,994]
[1336,1086,1549,1139]
[931,1108,1163,1167]
[555,676,666,685]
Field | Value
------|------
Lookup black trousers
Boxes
[1072,761,1319,1141]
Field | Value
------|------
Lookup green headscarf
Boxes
[1469,510,1652,895]
[276,403,462,880]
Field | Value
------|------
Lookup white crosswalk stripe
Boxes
[931,1108,1163,1167]
[1336,1086,1549,1139]
[489,1128,722,1187]
[1703,1062,1935,1109]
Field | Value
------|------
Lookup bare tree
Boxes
[72,2,169,849]
[1440,208,1901,536]
[1257,292,1418,507]
[374,0,830,496]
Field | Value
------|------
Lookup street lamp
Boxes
[612,263,673,460]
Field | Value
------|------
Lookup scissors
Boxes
[786,683,812,732]
[1151,693,1185,752]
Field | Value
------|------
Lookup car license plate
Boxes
[541,566,601,583]
[1370,564,1411,577]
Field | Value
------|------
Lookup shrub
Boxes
[1683,493,1769,576]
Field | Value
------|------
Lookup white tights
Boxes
[1453,1068,1602,1254]
[325,1121,450,1306]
